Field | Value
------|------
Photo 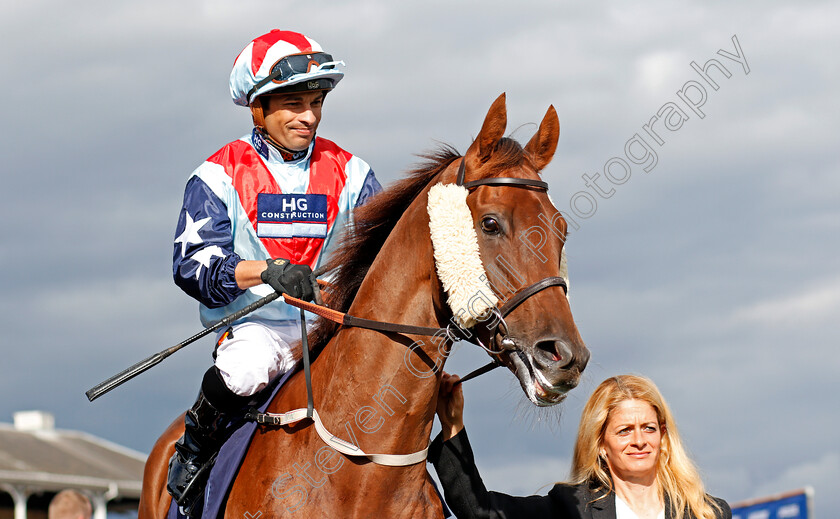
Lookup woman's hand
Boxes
[436,371,465,441]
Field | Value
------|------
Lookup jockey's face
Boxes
[263,91,325,151]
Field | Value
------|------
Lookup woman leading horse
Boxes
[432,373,731,519]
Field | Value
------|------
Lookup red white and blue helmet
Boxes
[230,30,344,107]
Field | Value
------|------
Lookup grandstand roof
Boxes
[0,411,145,497]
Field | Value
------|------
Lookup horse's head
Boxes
[431,93,589,406]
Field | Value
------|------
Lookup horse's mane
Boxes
[308,137,532,353]
[308,144,460,352]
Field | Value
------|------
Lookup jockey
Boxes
[168,30,381,515]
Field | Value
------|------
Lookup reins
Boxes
[245,300,453,466]
[246,157,568,466]
[245,305,433,466]
[242,294,502,466]
[281,293,472,341]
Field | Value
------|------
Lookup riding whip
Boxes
[85,291,281,402]
[85,267,329,402]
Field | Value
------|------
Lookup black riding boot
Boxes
[167,367,249,517]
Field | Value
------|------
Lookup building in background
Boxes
[0,411,144,519]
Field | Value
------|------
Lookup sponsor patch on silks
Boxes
[257,193,328,239]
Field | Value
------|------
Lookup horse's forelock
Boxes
[485,137,543,178]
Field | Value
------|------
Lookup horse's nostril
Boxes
[535,340,573,368]
[536,341,560,361]
[578,346,590,370]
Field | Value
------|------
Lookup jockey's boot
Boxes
[167,367,249,517]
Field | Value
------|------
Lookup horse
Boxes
[139,93,589,518]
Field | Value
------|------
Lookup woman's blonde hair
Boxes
[569,375,720,519]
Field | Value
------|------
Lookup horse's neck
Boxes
[314,199,447,457]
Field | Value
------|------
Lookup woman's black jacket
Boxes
[428,428,731,519]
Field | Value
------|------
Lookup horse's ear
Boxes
[524,105,560,171]
[466,93,508,165]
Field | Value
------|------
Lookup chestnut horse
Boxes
[140,94,589,518]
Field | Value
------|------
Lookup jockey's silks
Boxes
[174,132,381,326]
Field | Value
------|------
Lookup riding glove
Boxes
[260,258,315,302]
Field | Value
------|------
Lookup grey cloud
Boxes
[1,1,838,517]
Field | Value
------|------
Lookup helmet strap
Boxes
[250,92,328,161]
[255,126,310,162]
[250,90,328,128]
[250,101,266,128]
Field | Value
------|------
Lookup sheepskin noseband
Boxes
[427,183,499,328]
[428,183,572,329]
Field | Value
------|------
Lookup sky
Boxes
[1,0,838,517]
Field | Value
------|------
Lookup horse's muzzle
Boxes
[506,335,589,406]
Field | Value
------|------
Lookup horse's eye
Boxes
[480,217,500,234]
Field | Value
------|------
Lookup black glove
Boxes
[260,258,315,302]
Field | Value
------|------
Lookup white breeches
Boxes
[213,320,301,397]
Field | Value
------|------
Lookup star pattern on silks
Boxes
[175,211,211,257]
[190,245,226,280]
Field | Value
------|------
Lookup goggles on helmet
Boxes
[248,52,340,101]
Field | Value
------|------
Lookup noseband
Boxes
[453,158,568,357]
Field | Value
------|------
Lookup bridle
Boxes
[281,157,569,378]
[246,155,571,464]
[452,157,568,360]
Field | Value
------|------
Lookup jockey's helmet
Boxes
[229,30,344,107]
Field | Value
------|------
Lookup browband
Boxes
[456,158,549,191]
